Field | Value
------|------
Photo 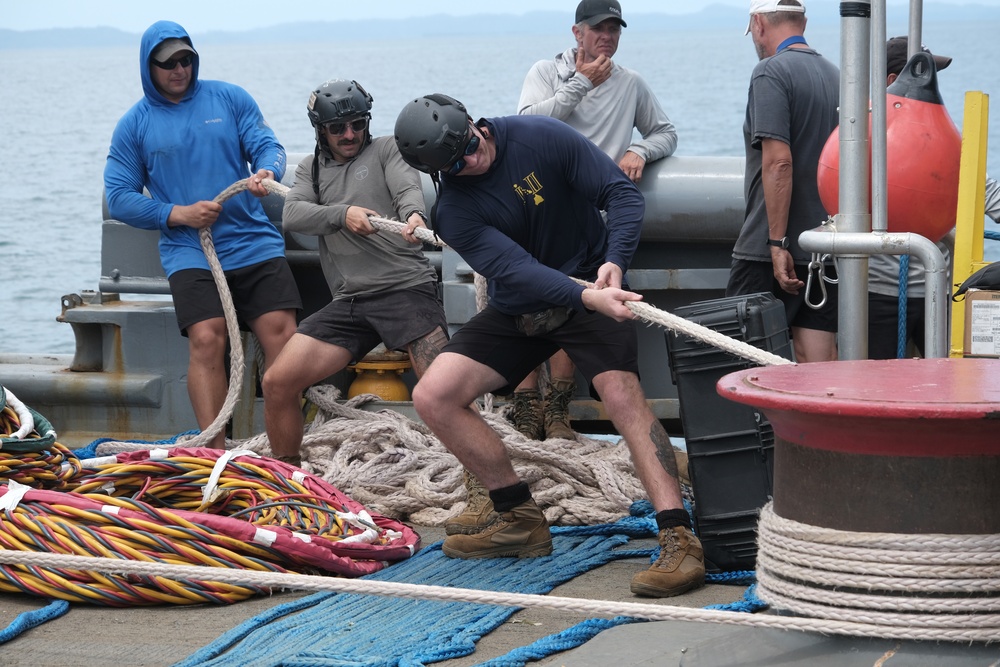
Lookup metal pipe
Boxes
[907,0,924,57]
[799,227,949,357]
[836,1,874,360]
[871,0,888,233]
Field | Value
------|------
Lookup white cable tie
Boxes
[292,532,314,543]
[150,448,170,460]
[2,388,35,441]
[253,527,277,548]
[0,480,32,511]
[101,505,121,515]
[203,449,260,504]
[100,481,116,495]
[292,471,307,484]
[79,455,120,468]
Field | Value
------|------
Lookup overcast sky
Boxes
[3,0,997,33]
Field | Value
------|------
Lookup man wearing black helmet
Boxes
[262,79,448,468]
[393,95,706,598]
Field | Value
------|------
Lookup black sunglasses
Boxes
[152,54,194,70]
[324,117,369,136]
[447,130,481,175]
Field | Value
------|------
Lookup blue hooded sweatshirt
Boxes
[104,21,287,277]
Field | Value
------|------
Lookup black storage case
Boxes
[665,292,793,572]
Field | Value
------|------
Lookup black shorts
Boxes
[443,304,640,396]
[868,292,924,359]
[726,258,838,333]
[169,257,302,336]
[296,282,448,362]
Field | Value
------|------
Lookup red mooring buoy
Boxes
[817,52,961,243]
[717,358,1000,535]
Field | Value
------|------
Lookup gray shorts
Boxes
[443,304,640,396]
[297,282,447,362]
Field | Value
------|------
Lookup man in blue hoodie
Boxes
[104,21,301,449]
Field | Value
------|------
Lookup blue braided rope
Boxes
[897,254,910,359]
[985,229,1000,241]
[476,617,646,667]
[0,600,69,644]
[72,430,199,459]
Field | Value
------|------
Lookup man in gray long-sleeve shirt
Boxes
[262,79,448,467]
[513,0,677,442]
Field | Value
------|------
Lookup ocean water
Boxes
[1,21,998,354]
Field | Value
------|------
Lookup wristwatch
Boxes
[767,236,789,249]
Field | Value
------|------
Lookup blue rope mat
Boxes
[173,503,760,667]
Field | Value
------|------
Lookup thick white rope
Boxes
[0,549,995,643]
[235,385,648,527]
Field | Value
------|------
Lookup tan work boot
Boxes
[444,469,496,536]
[509,389,544,440]
[442,498,553,559]
[630,526,706,597]
[543,378,576,439]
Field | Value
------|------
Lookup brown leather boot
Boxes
[444,469,496,535]
[543,378,576,440]
[509,389,544,440]
[442,498,552,559]
[630,525,706,597]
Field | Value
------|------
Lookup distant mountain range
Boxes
[3,3,997,49]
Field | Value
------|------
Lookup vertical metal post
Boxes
[837,1,873,360]
[907,0,924,58]
[871,0,888,234]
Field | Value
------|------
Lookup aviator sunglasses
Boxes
[152,54,194,70]
[447,130,481,175]
[324,117,369,136]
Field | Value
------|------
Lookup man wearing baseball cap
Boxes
[727,0,842,364]
[104,21,300,449]
[512,0,677,447]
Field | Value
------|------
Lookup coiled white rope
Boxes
[755,503,1000,639]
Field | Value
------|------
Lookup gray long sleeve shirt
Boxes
[282,135,436,300]
[517,47,676,163]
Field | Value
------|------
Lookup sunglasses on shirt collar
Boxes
[152,54,194,70]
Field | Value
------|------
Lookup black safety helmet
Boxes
[307,79,373,193]
[394,94,472,174]
[308,79,373,151]
[308,78,373,126]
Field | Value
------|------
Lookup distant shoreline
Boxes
[3,5,997,50]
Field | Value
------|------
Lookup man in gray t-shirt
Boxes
[726,0,840,363]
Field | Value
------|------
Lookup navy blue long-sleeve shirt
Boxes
[435,115,644,315]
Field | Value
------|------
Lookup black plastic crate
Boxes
[695,514,763,573]
[686,425,775,519]
[686,425,775,571]
[665,292,790,571]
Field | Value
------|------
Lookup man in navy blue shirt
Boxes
[393,94,705,597]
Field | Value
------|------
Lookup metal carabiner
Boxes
[804,256,828,310]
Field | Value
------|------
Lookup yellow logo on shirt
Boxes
[513,172,544,206]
